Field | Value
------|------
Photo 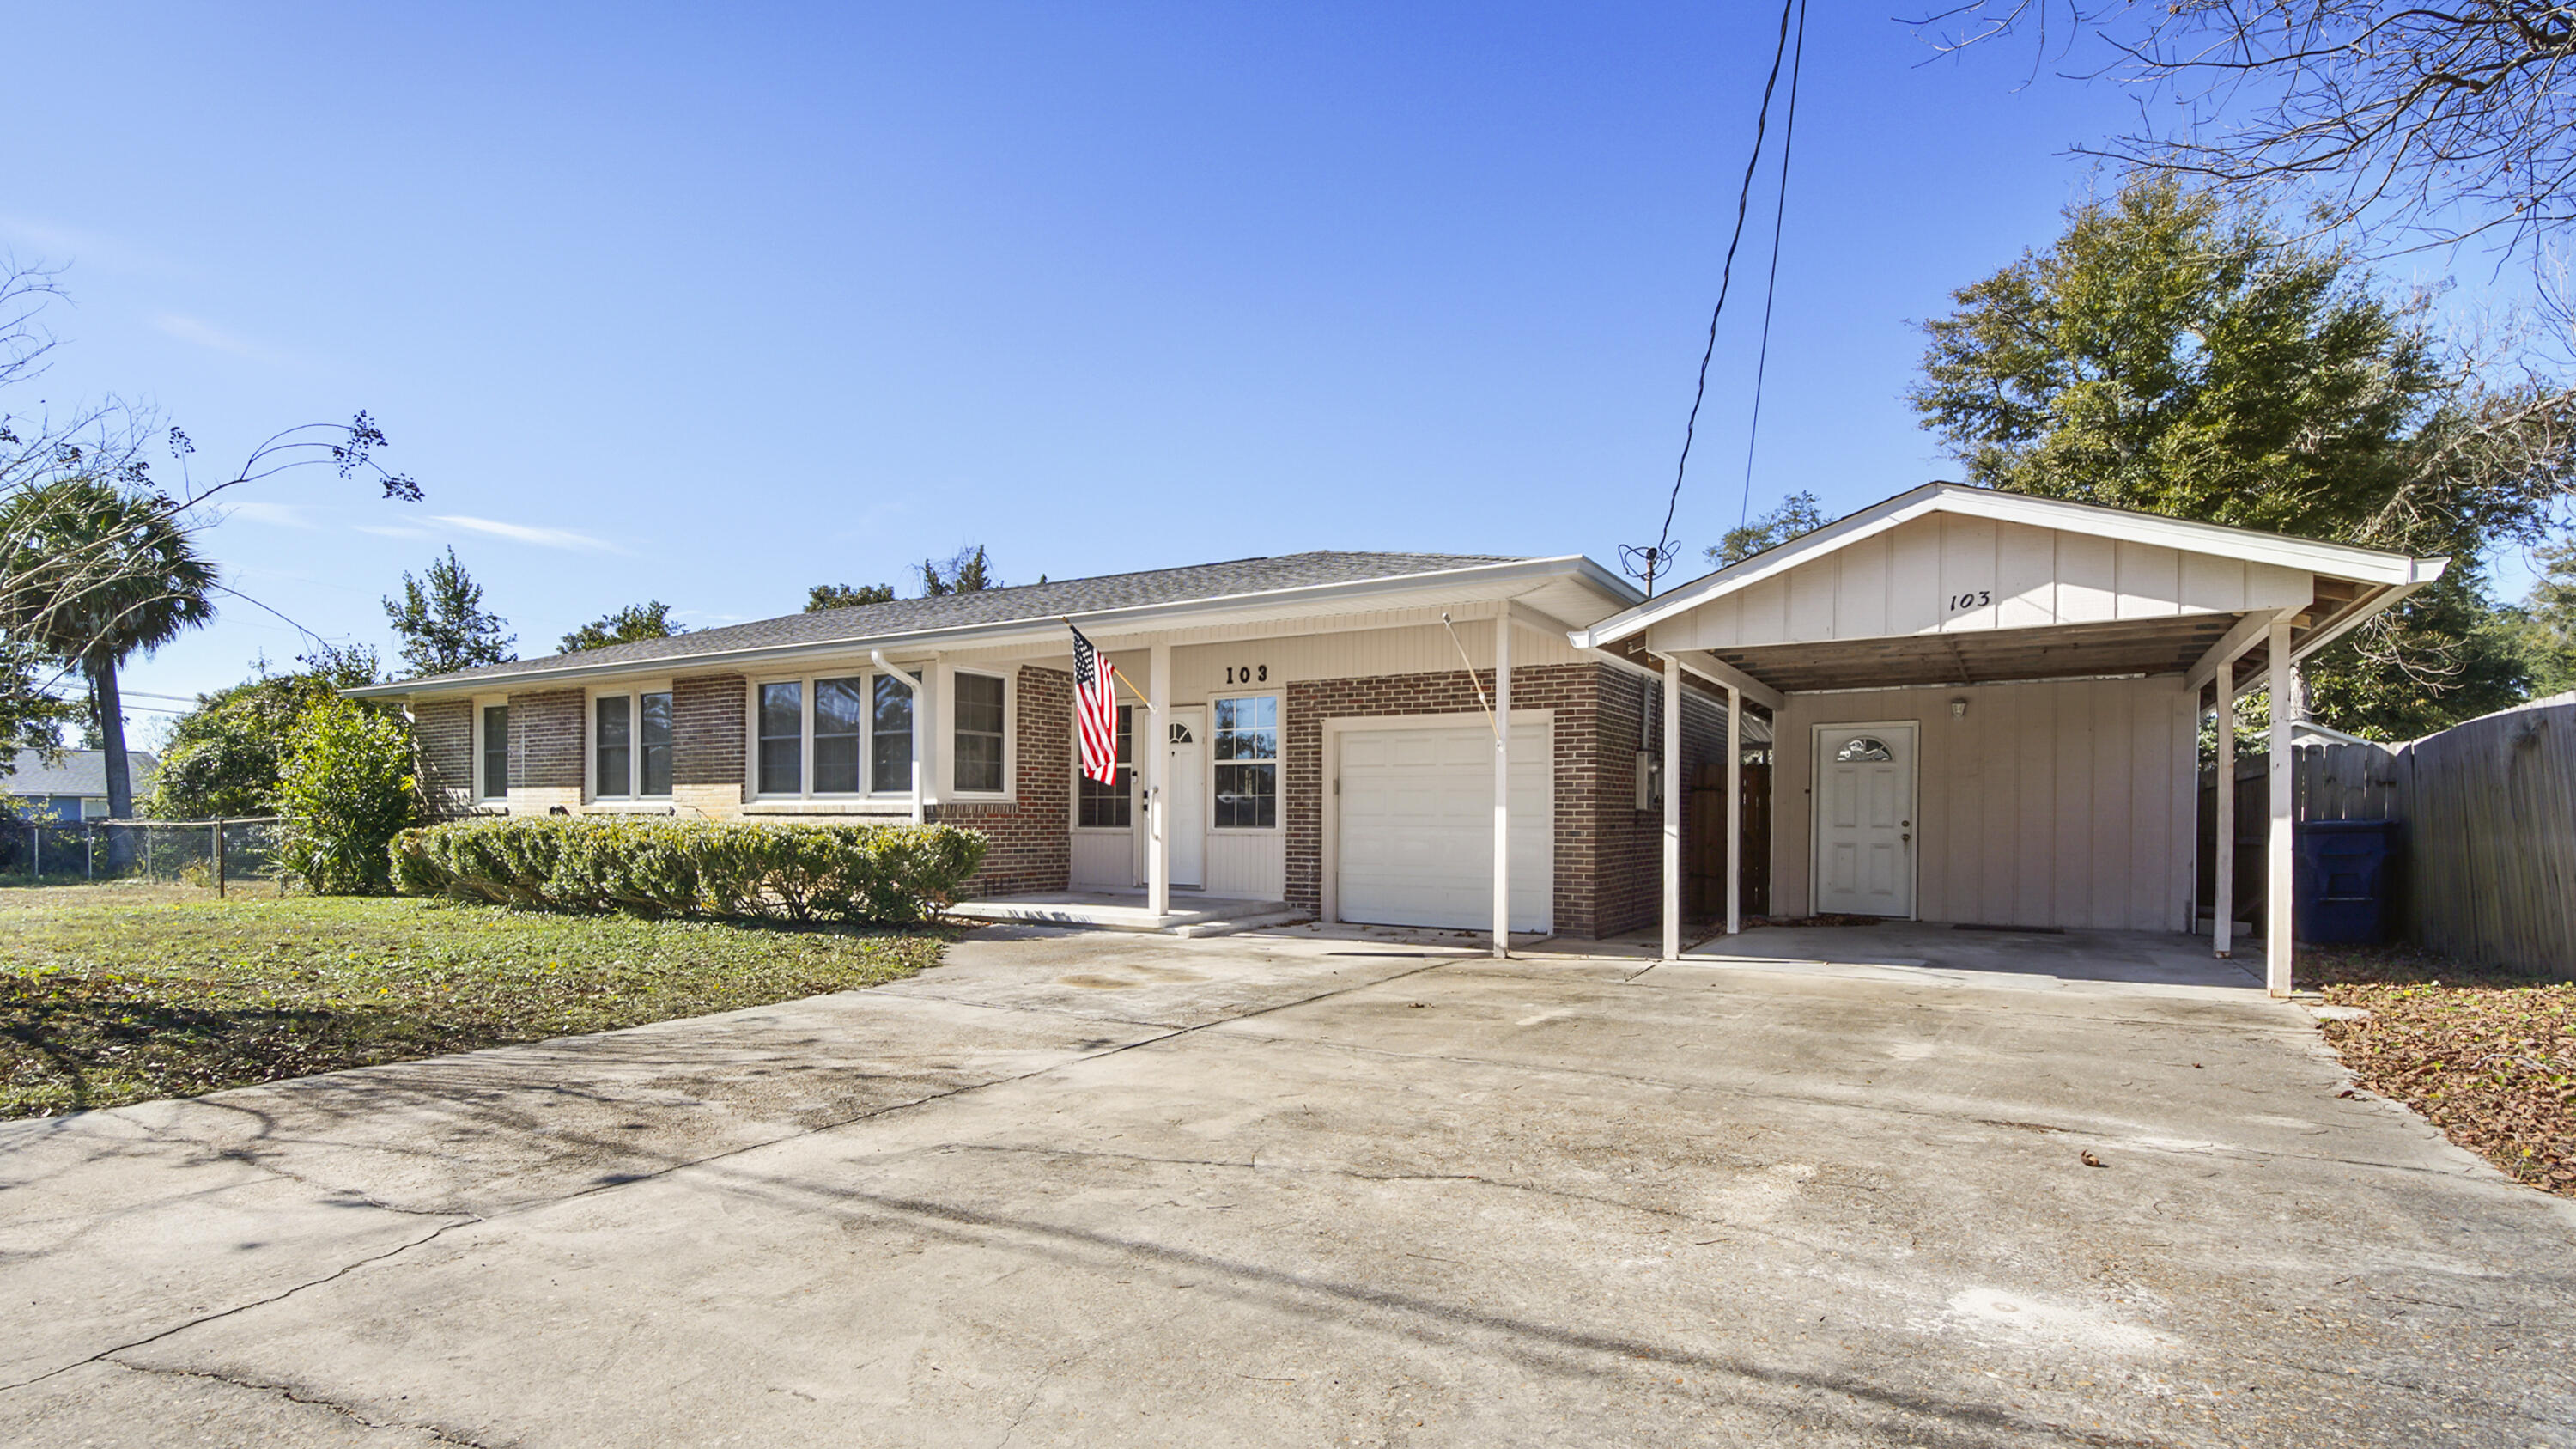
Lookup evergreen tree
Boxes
[560,600,685,653]
[384,546,514,677]
[1911,176,2567,738]
[920,545,996,596]
[805,582,896,612]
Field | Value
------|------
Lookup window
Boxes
[872,674,914,793]
[749,668,963,800]
[595,696,631,796]
[641,691,671,795]
[1835,736,1893,764]
[954,672,1005,793]
[1077,704,1133,828]
[594,690,673,799]
[758,682,802,795]
[813,677,866,794]
[1212,694,1277,828]
[479,703,508,800]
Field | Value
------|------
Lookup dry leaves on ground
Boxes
[2306,943,2576,1199]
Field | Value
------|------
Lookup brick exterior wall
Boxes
[940,665,1072,898]
[507,689,585,791]
[1283,661,1726,940]
[411,699,474,819]
[671,673,745,793]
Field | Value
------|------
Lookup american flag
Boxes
[1070,624,1121,785]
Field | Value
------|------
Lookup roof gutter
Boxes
[347,554,1639,702]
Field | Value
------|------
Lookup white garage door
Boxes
[1337,719,1552,934]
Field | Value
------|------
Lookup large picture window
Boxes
[478,703,508,800]
[1212,694,1277,829]
[594,689,673,799]
[1076,704,1132,828]
[953,672,1005,793]
[750,667,974,800]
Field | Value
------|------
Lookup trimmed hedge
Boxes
[391,817,987,924]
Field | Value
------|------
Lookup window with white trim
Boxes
[749,668,948,799]
[952,672,1005,793]
[592,688,672,799]
[1211,694,1277,828]
[757,682,801,794]
[1076,704,1132,828]
[477,703,509,801]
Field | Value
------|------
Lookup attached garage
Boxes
[1331,715,1552,934]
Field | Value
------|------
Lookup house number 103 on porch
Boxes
[1224,665,1268,684]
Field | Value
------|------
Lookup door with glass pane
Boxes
[1812,723,1916,917]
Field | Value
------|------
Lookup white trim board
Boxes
[1574,483,2446,651]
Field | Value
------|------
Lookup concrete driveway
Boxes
[3,925,2571,1447]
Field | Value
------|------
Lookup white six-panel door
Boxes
[1813,722,1917,917]
[1336,719,1552,933]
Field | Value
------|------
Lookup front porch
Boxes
[949,890,1309,938]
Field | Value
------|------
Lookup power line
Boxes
[1737,0,1808,535]
[1623,0,1801,598]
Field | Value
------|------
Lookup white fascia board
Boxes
[2287,575,2439,666]
[1935,487,2435,586]
[349,555,1633,703]
[1571,484,1949,650]
[1572,481,2445,651]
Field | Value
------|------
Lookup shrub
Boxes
[276,698,421,895]
[391,817,987,924]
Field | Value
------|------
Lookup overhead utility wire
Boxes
[1629,0,1800,598]
[1737,0,1807,534]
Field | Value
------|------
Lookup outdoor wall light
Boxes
[1950,697,1968,718]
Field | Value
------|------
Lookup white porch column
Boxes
[2212,678,2233,958]
[1147,642,1172,919]
[1724,683,1741,935]
[1492,612,1511,959]
[1662,653,1682,962]
[2266,618,2295,996]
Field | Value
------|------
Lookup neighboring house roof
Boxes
[1573,482,2449,656]
[0,748,158,798]
[355,550,1633,699]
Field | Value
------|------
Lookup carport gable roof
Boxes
[352,550,1638,701]
[1571,483,2449,696]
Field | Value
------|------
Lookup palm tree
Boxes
[0,478,217,824]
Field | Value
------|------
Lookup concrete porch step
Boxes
[949,892,1309,937]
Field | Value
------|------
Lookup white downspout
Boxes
[1725,683,1741,936]
[871,650,926,825]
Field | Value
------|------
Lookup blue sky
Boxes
[3,3,2533,727]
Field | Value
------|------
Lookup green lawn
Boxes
[0,883,947,1119]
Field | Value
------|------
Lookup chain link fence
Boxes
[1,817,286,892]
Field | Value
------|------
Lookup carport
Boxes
[1570,484,2449,995]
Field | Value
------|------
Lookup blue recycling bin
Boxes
[2295,819,2401,945]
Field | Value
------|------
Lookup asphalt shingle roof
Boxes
[391,551,1528,691]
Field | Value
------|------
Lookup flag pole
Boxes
[1063,616,1153,707]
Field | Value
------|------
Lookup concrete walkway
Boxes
[3,925,2571,1446]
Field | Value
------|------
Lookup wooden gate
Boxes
[1687,761,1769,917]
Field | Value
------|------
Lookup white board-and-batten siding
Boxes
[1774,676,2197,932]
[1648,514,2312,652]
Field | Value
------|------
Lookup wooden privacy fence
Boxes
[2393,695,2576,978]
[2195,694,2575,977]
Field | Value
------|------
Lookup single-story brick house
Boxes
[351,484,2447,993]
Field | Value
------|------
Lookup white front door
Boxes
[1164,708,1205,888]
[1336,719,1552,933]
[1813,723,1915,917]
